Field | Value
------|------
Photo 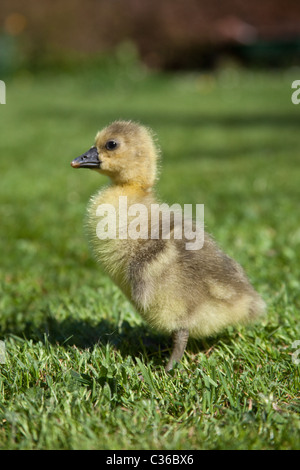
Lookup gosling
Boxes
[71,120,265,371]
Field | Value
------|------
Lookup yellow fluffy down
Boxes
[82,120,265,340]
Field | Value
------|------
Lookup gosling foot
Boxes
[165,329,189,372]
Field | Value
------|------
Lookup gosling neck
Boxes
[108,178,154,196]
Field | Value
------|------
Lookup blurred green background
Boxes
[0,0,299,451]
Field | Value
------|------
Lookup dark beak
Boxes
[71,146,100,169]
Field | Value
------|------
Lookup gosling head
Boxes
[71,120,159,189]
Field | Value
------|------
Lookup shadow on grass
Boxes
[41,315,170,363]
[1,313,167,365]
[1,312,218,367]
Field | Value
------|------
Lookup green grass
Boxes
[0,66,299,449]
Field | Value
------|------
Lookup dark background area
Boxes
[1,0,300,75]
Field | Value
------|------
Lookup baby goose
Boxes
[71,120,265,371]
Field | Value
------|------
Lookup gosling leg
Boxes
[165,329,189,372]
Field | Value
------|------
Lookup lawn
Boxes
[0,65,299,450]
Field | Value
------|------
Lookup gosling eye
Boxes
[105,140,118,151]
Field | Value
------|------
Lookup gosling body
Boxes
[71,121,265,370]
